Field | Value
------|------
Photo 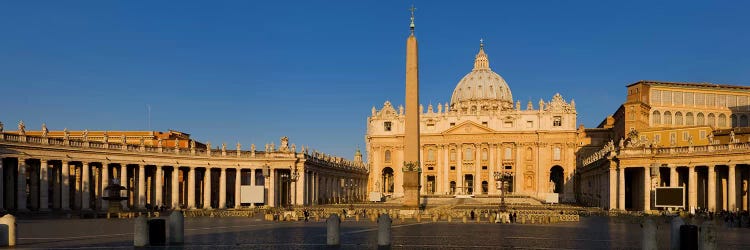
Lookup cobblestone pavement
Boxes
[14,215,750,249]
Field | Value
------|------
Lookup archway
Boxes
[381,167,394,194]
[550,166,564,193]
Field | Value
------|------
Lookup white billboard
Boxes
[241,185,265,204]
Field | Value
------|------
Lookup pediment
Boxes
[441,121,495,135]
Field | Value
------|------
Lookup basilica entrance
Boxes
[426,175,436,194]
[464,174,474,195]
[381,167,394,194]
[550,166,564,193]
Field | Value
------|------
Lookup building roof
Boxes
[627,80,750,90]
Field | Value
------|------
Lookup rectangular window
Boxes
[670,132,676,144]
[683,131,689,141]
[427,166,434,171]
[450,122,456,127]
[450,166,455,171]
[553,116,562,127]
[504,121,513,128]
[526,121,533,128]
[481,166,488,170]
[654,134,661,143]
[482,121,488,126]
[553,147,561,161]
[504,166,512,170]
[384,121,392,131]
[700,130,706,140]
[504,148,512,159]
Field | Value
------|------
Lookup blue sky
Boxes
[1,1,748,159]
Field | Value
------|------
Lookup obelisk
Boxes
[402,6,421,208]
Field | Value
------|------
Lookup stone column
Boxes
[120,164,128,210]
[40,160,49,211]
[475,144,481,194]
[618,167,626,210]
[219,168,226,209]
[101,163,109,211]
[61,162,70,210]
[187,167,196,209]
[443,145,449,195]
[489,144,496,194]
[296,169,305,205]
[155,166,163,207]
[235,168,242,208]
[609,162,617,210]
[204,168,213,209]
[52,163,60,209]
[171,167,179,209]
[457,145,463,194]
[268,170,275,207]
[729,164,737,211]
[689,166,697,211]
[708,165,716,212]
[82,162,91,210]
[643,166,651,212]
[312,172,317,205]
[137,164,145,209]
[669,165,678,187]
[17,158,27,211]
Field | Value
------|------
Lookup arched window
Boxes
[731,114,738,127]
[741,114,749,127]
[525,147,533,161]
[719,114,727,127]
[663,111,673,125]
[697,113,705,125]
[708,113,716,127]
[652,111,661,125]
[686,112,694,126]
[675,112,683,126]
[384,150,391,163]
[464,147,473,161]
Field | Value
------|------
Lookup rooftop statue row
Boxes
[371,93,576,119]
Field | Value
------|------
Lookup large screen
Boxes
[655,187,684,207]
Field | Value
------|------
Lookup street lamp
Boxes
[280,167,299,209]
[493,171,514,212]
[343,179,357,204]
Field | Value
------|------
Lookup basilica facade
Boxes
[366,43,578,202]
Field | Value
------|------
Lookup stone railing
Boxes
[0,132,366,171]
[618,141,750,156]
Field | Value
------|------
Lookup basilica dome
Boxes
[450,44,513,111]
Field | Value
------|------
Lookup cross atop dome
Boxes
[473,40,490,70]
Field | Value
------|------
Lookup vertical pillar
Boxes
[120,164,128,210]
[61,162,70,210]
[296,169,305,205]
[475,144,481,194]
[489,144,496,194]
[618,167,626,210]
[708,165,716,212]
[443,145,449,195]
[204,168,212,209]
[689,166,697,211]
[235,168,241,208]
[155,166,163,207]
[74,165,81,209]
[93,165,99,210]
[187,167,196,209]
[171,167,179,209]
[17,158,27,211]
[40,160,49,211]
[81,162,90,210]
[101,163,109,211]
[643,166,651,212]
[219,168,226,209]
[268,170,274,207]
[457,145,463,194]
[669,165,678,187]
[312,172,317,205]
[137,164,145,210]
[729,164,737,211]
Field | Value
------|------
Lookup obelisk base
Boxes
[402,171,421,208]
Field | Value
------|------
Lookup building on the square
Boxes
[366,41,579,202]
[0,122,368,211]
[576,81,750,212]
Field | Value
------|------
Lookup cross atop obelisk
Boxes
[402,5,421,208]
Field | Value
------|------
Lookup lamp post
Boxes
[493,171,514,212]
[343,179,357,204]
[280,167,299,209]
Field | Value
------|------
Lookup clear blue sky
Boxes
[1,1,748,159]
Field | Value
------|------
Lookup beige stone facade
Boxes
[0,125,367,211]
[577,81,750,212]
[366,43,579,202]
